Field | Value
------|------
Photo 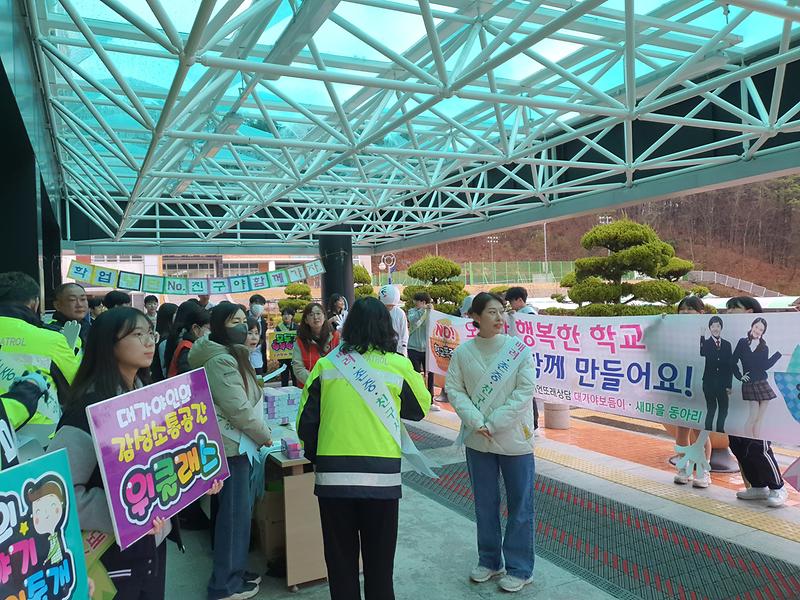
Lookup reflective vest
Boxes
[0,312,81,430]
[296,349,431,499]
[168,339,193,378]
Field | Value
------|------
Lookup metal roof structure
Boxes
[15,0,800,254]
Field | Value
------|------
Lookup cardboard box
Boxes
[254,490,286,561]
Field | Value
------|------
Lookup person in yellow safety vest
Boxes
[0,272,81,433]
[297,297,432,600]
[48,282,91,353]
[0,371,50,469]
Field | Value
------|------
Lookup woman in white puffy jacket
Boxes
[445,292,537,594]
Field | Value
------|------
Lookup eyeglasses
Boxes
[125,331,158,344]
[309,312,325,318]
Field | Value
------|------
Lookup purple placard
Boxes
[86,369,229,549]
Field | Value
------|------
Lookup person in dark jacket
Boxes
[150,303,178,382]
[163,300,204,380]
[168,306,210,378]
[725,296,787,509]
[700,315,734,433]
[49,283,91,347]
[48,307,221,599]
[731,317,781,439]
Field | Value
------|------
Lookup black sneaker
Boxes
[244,571,262,585]
[220,582,259,600]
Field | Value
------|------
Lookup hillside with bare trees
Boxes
[384,177,800,294]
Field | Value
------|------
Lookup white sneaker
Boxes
[736,487,770,500]
[673,467,690,485]
[219,582,259,600]
[767,487,788,508]
[429,403,441,412]
[692,472,711,488]
[498,574,534,592]
[470,565,505,583]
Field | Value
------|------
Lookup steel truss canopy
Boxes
[21,0,800,253]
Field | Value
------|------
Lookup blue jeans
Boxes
[208,455,253,599]
[466,447,535,580]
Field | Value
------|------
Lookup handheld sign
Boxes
[86,369,229,549]
[268,330,297,361]
[0,449,89,600]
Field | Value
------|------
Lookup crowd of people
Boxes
[0,269,795,599]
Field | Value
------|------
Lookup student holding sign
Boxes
[297,297,432,600]
[445,292,537,594]
[189,302,272,600]
[48,308,181,599]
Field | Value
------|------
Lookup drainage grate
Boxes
[403,462,800,600]
[404,424,454,450]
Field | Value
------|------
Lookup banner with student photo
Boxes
[0,449,89,600]
[426,309,800,446]
[86,369,229,549]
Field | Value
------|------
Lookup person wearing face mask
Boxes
[167,305,211,378]
[246,295,268,375]
[725,296,787,509]
[293,303,340,389]
[189,302,272,600]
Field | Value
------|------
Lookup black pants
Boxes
[318,497,399,600]
[279,359,295,387]
[104,540,167,600]
[728,435,784,490]
[407,349,434,397]
[703,381,729,432]
[532,398,539,430]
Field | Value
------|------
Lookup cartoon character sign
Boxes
[0,450,88,600]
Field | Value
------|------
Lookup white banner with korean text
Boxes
[426,310,800,445]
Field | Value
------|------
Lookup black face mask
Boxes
[227,323,248,345]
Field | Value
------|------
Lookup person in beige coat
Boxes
[446,292,537,594]
[189,302,271,600]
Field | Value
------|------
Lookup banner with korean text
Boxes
[86,369,229,549]
[426,310,800,445]
[0,450,89,600]
[67,258,327,295]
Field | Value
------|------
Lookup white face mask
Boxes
[250,304,265,316]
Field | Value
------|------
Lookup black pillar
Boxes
[319,232,354,309]
[0,59,41,286]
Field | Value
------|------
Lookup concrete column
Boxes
[544,401,570,429]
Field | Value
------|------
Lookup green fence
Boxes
[372,261,575,286]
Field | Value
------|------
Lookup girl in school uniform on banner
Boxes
[446,292,537,594]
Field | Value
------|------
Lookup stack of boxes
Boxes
[264,386,302,427]
[281,437,303,459]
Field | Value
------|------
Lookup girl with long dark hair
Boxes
[162,299,203,380]
[167,304,210,377]
[189,302,272,600]
[297,297,431,600]
[326,293,348,330]
[726,297,787,508]
[292,302,340,389]
[150,302,178,382]
[48,308,200,599]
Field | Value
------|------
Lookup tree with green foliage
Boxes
[354,264,376,298]
[401,256,467,314]
[278,282,312,316]
[554,219,693,316]
[489,285,510,296]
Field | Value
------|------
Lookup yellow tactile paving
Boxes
[534,446,800,544]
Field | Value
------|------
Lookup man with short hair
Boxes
[0,272,81,433]
[248,294,268,374]
[143,295,159,327]
[505,286,538,315]
[408,291,436,404]
[87,297,105,322]
[49,283,90,347]
[102,290,131,310]
[198,294,214,311]
[504,286,539,432]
